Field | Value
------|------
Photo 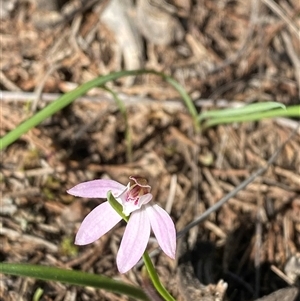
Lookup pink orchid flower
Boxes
[67,176,176,273]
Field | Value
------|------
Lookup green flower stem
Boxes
[0,70,198,150]
[202,104,300,129]
[142,252,176,301]
[0,263,149,301]
[102,86,133,162]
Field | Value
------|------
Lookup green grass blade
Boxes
[198,101,286,121]
[0,69,198,150]
[0,70,136,150]
[102,86,132,162]
[32,288,43,301]
[0,263,149,301]
[203,105,300,128]
[161,75,199,131]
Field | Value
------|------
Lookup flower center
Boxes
[118,176,152,216]
[127,177,151,205]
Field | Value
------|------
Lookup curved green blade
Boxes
[0,263,149,301]
[198,101,286,121]
[202,104,299,128]
[0,69,198,150]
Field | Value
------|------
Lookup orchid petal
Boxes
[75,201,122,245]
[146,204,176,259]
[117,209,151,273]
[67,180,126,198]
[137,193,153,207]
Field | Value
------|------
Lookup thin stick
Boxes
[176,126,299,239]
[261,0,299,38]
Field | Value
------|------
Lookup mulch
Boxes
[1,0,299,300]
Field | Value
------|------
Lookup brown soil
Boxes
[1,0,299,300]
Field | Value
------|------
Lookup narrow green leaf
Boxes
[198,101,286,121]
[0,263,149,301]
[162,75,199,132]
[0,69,198,150]
[102,86,132,162]
[32,288,43,301]
[203,105,299,128]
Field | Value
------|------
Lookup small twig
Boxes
[0,226,58,252]
[165,174,177,214]
[281,31,300,99]
[176,125,299,239]
[207,0,259,75]
[0,70,21,91]
[261,0,299,38]
[270,265,294,285]
[254,206,263,299]
[32,63,61,112]
[0,90,183,108]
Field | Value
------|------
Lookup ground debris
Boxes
[1,0,299,300]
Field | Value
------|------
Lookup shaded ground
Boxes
[1,0,300,300]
